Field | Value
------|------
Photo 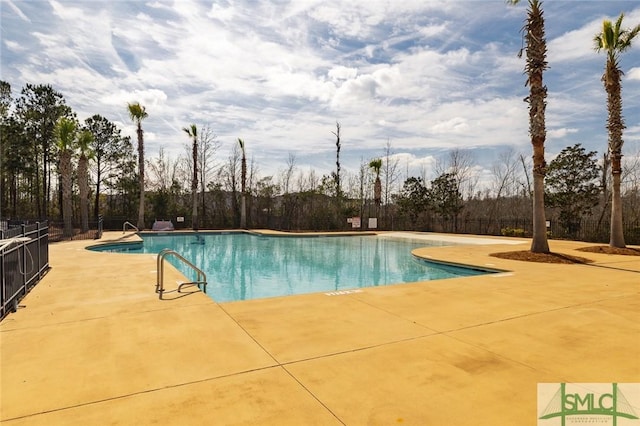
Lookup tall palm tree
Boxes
[55,117,77,238]
[369,158,383,211]
[183,124,198,230]
[127,102,148,230]
[77,130,93,233]
[508,0,550,253]
[238,138,247,228]
[594,13,640,248]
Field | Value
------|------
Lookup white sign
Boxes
[351,217,361,228]
[177,217,184,223]
[368,218,378,229]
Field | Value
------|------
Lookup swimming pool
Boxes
[90,233,496,302]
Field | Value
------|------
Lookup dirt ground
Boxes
[491,244,640,264]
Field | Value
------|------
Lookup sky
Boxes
[1,0,640,187]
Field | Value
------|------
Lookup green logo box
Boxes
[538,383,640,425]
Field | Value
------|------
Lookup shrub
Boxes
[501,227,526,237]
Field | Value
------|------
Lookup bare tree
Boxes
[435,149,478,200]
[383,139,401,207]
[358,159,367,220]
[490,148,520,200]
[238,138,247,228]
[146,147,181,193]
[419,163,430,185]
[331,122,342,199]
[198,125,220,222]
[182,124,198,230]
[517,153,532,198]
[281,153,297,195]
[297,167,319,193]
[622,145,640,194]
[247,155,258,226]
[223,144,241,226]
[596,152,611,228]
[622,145,640,222]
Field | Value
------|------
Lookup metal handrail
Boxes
[123,221,139,234]
[156,249,207,299]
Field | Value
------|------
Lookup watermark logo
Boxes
[538,383,640,425]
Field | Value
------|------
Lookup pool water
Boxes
[91,233,494,302]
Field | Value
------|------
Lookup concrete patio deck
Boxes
[1,231,638,425]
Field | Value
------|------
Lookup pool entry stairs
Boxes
[156,248,207,299]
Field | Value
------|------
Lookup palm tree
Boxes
[55,117,77,238]
[369,158,383,212]
[183,124,198,230]
[238,138,247,228]
[77,130,93,233]
[508,0,550,253]
[127,102,148,230]
[594,13,640,248]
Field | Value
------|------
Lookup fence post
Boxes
[37,222,43,279]
[1,231,4,318]
[21,224,27,296]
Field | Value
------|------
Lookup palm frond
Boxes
[614,13,625,38]
[619,23,640,52]
[127,102,148,123]
[55,117,77,151]
[77,130,93,154]
[182,124,197,138]
[595,14,640,57]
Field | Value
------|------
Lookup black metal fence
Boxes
[392,217,640,245]
[47,215,103,242]
[1,221,50,320]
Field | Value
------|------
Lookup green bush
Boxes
[501,227,526,237]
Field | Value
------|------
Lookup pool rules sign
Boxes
[347,217,361,228]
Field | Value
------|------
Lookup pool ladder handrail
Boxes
[123,221,139,234]
[156,248,207,299]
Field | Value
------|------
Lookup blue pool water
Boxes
[90,233,494,302]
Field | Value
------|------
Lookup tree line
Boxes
[1,7,639,249]
[1,78,639,243]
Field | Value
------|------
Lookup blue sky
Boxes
[1,0,639,187]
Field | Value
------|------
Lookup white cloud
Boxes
[328,66,358,81]
[5,0,30,22]
[1,0,638,180]
[49,0,84,20]
[387,153,437,178]
[419,24,448,38]
[628,68,640,81]
[548,21,601,63]
[103,89,168,108]
[207,2,236,21]
[431,117,469,134]
[3,40,25,52]
[547,128,579,139]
